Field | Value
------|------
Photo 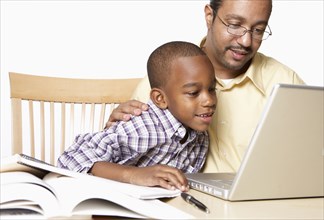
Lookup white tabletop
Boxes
[164,189,324,219]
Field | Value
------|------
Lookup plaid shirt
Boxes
[57,100,208,174]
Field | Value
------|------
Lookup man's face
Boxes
[205,0,272,77]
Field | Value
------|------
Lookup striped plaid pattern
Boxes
[57,100,208,174]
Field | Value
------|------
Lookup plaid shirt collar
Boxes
[147,99,188,139]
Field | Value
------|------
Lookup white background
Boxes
[1,0,323,158]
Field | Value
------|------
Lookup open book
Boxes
[0,154,193,219]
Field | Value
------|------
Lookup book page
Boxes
[1,171,55,193]
[45,172,180,199]
[43,173,193,219]
[0,155,47,178]
[1,154,84,179]
[72,199,144,218]
[1,202,44,217]
[0,209,46,220]
[1,172,132,218]
[1,182,60,217]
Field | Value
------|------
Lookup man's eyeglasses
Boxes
[216,15,272,41]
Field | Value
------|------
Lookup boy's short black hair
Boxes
[147,41,206,89]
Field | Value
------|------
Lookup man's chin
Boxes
[223,61,247,72]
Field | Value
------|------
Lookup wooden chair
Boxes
[9,72,141,165]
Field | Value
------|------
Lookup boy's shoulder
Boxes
[114,101,165,127]
[131,101,164,122]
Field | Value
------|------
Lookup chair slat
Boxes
[40,101,45,161]
[50,102,55,165]
[90,103,95,132]
[11,98,23,155]
[99,103,106,131]
[81,103,86,133]
[60,103,66,156]
[28,101,35,157]
[70,103,75,146]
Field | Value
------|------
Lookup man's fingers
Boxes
[122,100,148,111]
[105,100,147,129]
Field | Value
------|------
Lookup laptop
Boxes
[186,84,324,201]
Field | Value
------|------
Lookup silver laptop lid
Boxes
[187,84,324,201]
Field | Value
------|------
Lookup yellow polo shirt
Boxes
[131,52,305,173]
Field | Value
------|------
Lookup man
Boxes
[105,0,304,173]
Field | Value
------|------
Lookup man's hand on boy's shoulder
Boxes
[105,100,148,129]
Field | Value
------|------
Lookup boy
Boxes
[57,41,216,191]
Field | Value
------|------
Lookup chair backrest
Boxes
[9,72,141,165]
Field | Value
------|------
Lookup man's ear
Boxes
[204,4,214,29]
[150,88,168,109]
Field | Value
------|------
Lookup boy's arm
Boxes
[57,131,113,173]
[90,161,189,192]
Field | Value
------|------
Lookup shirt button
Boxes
[220,121,227,125]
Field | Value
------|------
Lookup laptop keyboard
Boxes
[188,179,233,197]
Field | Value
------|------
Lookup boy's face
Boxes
[163,55,217,132]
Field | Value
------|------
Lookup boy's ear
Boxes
[150,88,168,109]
